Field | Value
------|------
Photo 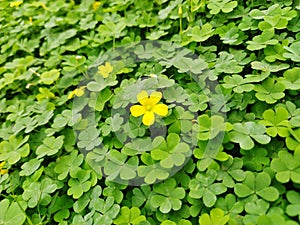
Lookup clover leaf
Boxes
[254,78,286,104]
[39,69,60,85]
[103,181,127,204]
[216,22,247,45]
[188,93,208,112]
[189,169,227,207]
[97,20,126,39]
[161,220,176,225]
[199,208,229,225]
[195,114,228,141]
[243,199,270,225]
[214,52,244,74]
[234,171,279,202]
[87,70,118,92]
[187,23,215,42]
[138,164,169,184]
[260,107,290,137]
[88,88,112,112]
[246,29,278,51]
[215,194,244,217]
[104,150,138,182]
[113,206,147,225]
[155,199,192,223]
[19,158,43,176]
[151,133,191,169]
[0,135,30,165]
[222,75,254,93]
[49,195,74,224]
[36,135,64,159]
[241,148,270,171]
[285,100,300,126]
[73,185,102,213]
[77,127,101,151]
[67,169,93,199]
[194,143,229,171]
[250,4,296,23]
[257,6,296,30]
[250,60,289,75]
[47,110,81,136]
[101,114,124,136]
[217,157,245,188]
[173,56,207,74]
[264,43,288,62]
[286,128,300,151]
[207,0,238,14]
[0,199,27,225]
[270,149,300,184]
[279,67,300,90]
[286,190,300,221]
[54,150,84,180]
[88,196,120,225]
[131,185,152,208]
[283,41,300,62]
[256,214,299,225]
[22,177,58,208]
[229,122,271,150]
[150,178,185,213]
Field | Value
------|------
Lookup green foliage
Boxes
[199,208,229,225]
[22,177,58,208]
[207,0,238,14]
[286,191,300,221]
[229,122,271,150]
[151,133,190,169]
[260,107,290,137]
[1,0,300,224]
[189,169,227,207]
[150,178,185,213]
[0,199,27,225]
[271,149,300,184]
[113,206,147,225]
[254,78,286,104]
[195,115,228,141]
[234,171,279,202]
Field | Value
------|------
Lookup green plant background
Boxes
[1,0,300,224]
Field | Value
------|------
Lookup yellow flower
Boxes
[0,161,8,175]
[10,1,22,7]
[68,86,86,99]
[93,1,101,10]
[130,90,168,126]
[98,62,113,78]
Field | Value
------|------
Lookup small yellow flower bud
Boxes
[178,5,183,16]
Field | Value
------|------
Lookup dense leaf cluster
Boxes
[1,0,300,224]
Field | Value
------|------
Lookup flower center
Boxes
[145,104,153,111]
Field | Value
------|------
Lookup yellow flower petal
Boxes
[149,91,162,105]
[152,104,168,116]
[74,86,85,97]
[130,105,146,117]
[98,62,113,78]
[137,90,149,106]
[93,1,101,10]
[68,91,75,99]
[10,1,22,7]
[0,169,8,175]
[142,111,155,126]
[0,161,5,168]
[105,62,113,72]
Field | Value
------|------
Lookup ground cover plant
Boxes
[1,0,300,224]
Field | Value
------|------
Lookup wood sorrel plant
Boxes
[1,1,300,224]
[72,41,225,186]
